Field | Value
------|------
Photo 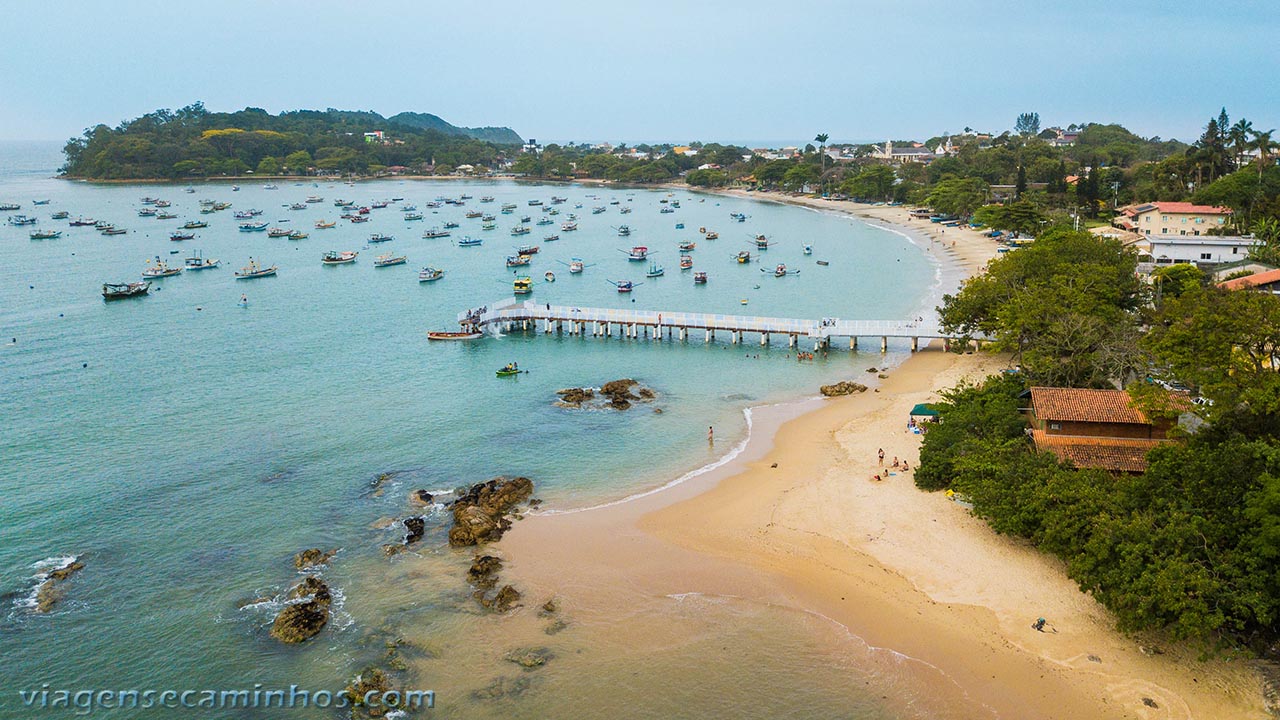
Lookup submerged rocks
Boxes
[270,575,331,643]
[475,584,522,613]
[554,387,594,407]
[293,547,338,569]
[468,555,503,589]
[448,477,534,547]
[33,559,85,613]
[403,516,426,545]
[820,380,868,397]
[555,379,657,410]
[343,667,395,719]
[504,646,554,670]
[408,489,435,507]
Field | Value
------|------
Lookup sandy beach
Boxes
[480,189,1270,719]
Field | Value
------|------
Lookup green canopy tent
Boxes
[909,403,940,420]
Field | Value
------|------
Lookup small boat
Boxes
[289,203,307,211]
[679,254,693,269]
[369,233,394,243]
[752,234,773,250]
[510,225,531,236]
[735,251,752,264]
[536,217,553,226]
[622,245,648,261]
[315,220,336,229]
[816,260,830,266]
[101,227,128,235]
[141,258,182,278]
[306,196,324,203]
[184,252,220,270]
[94,220,112,229]
[506,254,532,267]
[375,253,408,267]
[267,227,292,237]
[428,330,482,340]
[102,281,149,299]
[418,266,445,282]
[480,196,495,203]
[645,262,665,278]
[321,250,358,265]
[170,231,195,241]
[288,231,308,240]
[765,263,799,277]
[803,244,813,255]
[482,214,496,222]
[615,225,631,236]
[466,210,483,219]
[139,197,158,205]
[705,231,719,240]
[679,241,696,251]
[513,276,533,295]
[609,279,640,293]
[30,230,62,239]
[675,223,685,229]
[350,215,369,223]
[69,217,96,226]
[403,212,424,221]
[183,220,208,229]
[154,200,172,207]
[496,364,522,377]
[51,211,69,220]
[560,222,578,231]
[156,211,178,220]
[423,228,451,238]
[565,258,586,274]
[262,184,278,190]
[544,234,560,242]
[444,221,460,229]
[694,271,708,284]
[501,203,517,210]
[516,244,540,255]
[592,206,607,214]
[8,214,36,226]
[0,203,20,211]
[543,270,556,283]
[528,199,543,206]
[457,236,483,247]
[659,206,674,214]
[239,221,268,232]
[138,208,157,217]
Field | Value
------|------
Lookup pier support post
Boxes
[881,336,888,353]
[788,334,797,348]
[911,337,919,352]
[705,329,712,343]
[732,331,740,345]
[761,332,768,346]
[680,327,687,342]
[556,320,563,333]
[850,336,857,350]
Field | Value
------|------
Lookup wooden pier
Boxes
[458,299,977,352]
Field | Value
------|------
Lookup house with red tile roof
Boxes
[1027,387,1181,473]
[1217,268,1280,294]
[1114,201,1231,236]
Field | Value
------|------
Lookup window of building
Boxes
[1201,253,1212,260]
[1049,422,1061,431]
[1233,247,1239,254]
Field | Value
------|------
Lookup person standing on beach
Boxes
[878,448,885,465]
[708,426,714,443]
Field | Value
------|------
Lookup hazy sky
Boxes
[2,0,1275,145]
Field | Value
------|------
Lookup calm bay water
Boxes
[0,141,945,718]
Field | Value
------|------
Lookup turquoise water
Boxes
[0,141,942,717]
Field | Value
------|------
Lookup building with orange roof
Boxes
[1027,387,1182,473]
[1115,201,1231,236]
[1217,268,1280,294]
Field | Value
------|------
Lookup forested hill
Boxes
[387,112,522,144]
[60,103,522,180]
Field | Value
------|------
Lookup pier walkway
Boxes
[458,299,977,352]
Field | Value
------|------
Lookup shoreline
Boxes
[493,191,1267,718]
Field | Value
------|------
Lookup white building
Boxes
[1147,235,1257,266]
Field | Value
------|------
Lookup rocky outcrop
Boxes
[820,381,868,397]
[471,676,531,701]
[293,548,337,569]
[448,477,534,547]
[468,555,503,589]
[601,379,640,409]
[408,489,435,507]
[343,667,393,718]
[555,387,594,407]
[270,576,331,643]
[504,647,553,670]
[403,517,426,545]
[475,584,521,613]
[556,379,657,410]
[34,559,85,613]
[369,472,398,498]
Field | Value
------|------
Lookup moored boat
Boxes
[315,220,337,229]
[369,233,394,243]
[30,229,62,239]
[239,221,268,232]
[102,281,150,299]
[456,236,483,247]
[321,250,358,265]
[427,330,482,340]
[141,258,182,278]
[184,251,220,270]
[374,253,408,267]
[513,276,533,294]
[694,270,708,284]
[170,231,195,241]
[183,220,209,229]
[235,258,278,279]
[418,266,445,282]
[267,227,292,237]
[506,254,532,267]
[645,262,665,278]
[423,228,451,238]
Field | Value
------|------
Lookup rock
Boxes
[293,548,337,569]
[408,489,435,507]
[544,619,570,635]
[370,516,398,530]
[471,676,531,701]
[343,667,392,717]
[637,387,656,400]
[477,584,522,613]
[538,598,558,617]
[555,387,594,407]
[369,472,398,498]
[468,555,503,589]
[34,560,84,613]
[529,498,543,508]
[600,378,639,398]
[1087,654,1102,663]
[381,543,406,557]
[866,367,878,373]
[878,373,889,379]
[608,395,632,410]
[447,477,534,547]
[1141,697,1158,709]
[270,576,331,643]
[820,381,868,397]
[403,516,426,545]
[504,647,553,670]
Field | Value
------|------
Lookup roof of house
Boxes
[1029,387,1148,424]
[1132,202,1231,216]
[1218,268,1280,290]
[1031,431,1162,473]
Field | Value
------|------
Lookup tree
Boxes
[926,177,989,217]
[840,165,896,200]
[1150,263,1203,301]
[973,199,1045,235]
[256,156,281,175]
[814,132,829,181]
[1015,112,1041,137]
[283,150,312,174]
[1252,129,1276,179]
[1015,164,1027,198]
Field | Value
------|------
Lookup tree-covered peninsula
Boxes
[60,103,522,180]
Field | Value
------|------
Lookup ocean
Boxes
[0,140,950,718]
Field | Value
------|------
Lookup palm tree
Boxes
[814,132,829,192]
[1252,129,1275,179]
[1228,119,1253,167]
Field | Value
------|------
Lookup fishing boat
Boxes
[315,220,336,229]
[705,231,719,240]
[154,200,172,208]
[166,231,195,242]
[481,214,496,222]
[349,215,369,223]
[564,258,586,274]
[401,204,417,211]
[513,276,533,295]
[138,208,157,217]
[267,227,292,237]
[536,217,553,226]
[752,234,774,250]
[141,258,182,278]
[183,220,209,229]
[466,210,483,219]
[679,240,696,251]
[321,250,358,265]
[480,196,495,203]
[288,230,308,240]
[94,220,113,229]
[675,222,685,229]
[544,234,560,242]
[592,206,607,214]
[679,254,693,269]
[622,245,649,261]
[51,211,69,220]
[501,203,517,210]
[803,244,813,255]
[457,236,483,247]
[444,221,461,229]
[262,184,278,190]
[506,254,532,268]
[30,229,61,239]
[544,271,556,282]
[289,203,307,211]
[816,260,830,266]
[608,279,640,293]
[69,217,96,226]
[403,212,424,221]
[510,225,531,236]
[184,250,220,270]
[239,221,268,232]
[659,206,674,214]
[157,211,178,219]
[645,262,665,278]
[516,244,540,255]
[139,197,158,205]
[375,253,408,267]
[418,266,445,282]
[369,233,394,243]
[8,214,36,226]
[735,250,752,264]
[100,227,127,235]
[428,330,482,340]
[694,271,708,284]
[615,225,631,236]
[423,228,451,238]
[765,263,799,277]
[102,281,149,299]
[482,222,497,230]
[306,195,324,203]
[560,221,577,231]
[528,199,543,206]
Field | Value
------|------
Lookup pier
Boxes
[458,299,980,352]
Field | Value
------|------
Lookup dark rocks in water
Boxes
[600,378,638,397]
[369,472,398,498]
[293,547,338,569]
[1142,697,1159,709]
[34,559,84,613]
[637,387,656,399]
[538,598,558,617]
[471,676,531,701]
[408,489,435,507]
[270,576,331,643]
[403,516,426,545]
[878,373,889,379]
[343,667,393,718]
[447,476,534,547]
[820,381,868,397]
[866,367,879,373]
[370,516,398,530]
[555,387,594,407]
[504,647,553,670]
[544,618,569,635]
[476,584,522,613]
[381,543,406,557]
[468,555,503,589]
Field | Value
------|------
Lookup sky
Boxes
[2,0,1276,146]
